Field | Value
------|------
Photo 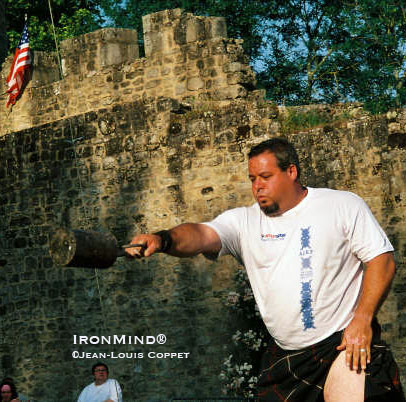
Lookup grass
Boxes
[279,108,352,133]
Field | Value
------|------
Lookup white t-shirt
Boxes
[77,378,122,402]
[204,187,394,350]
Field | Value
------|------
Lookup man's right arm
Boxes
[125,223,222,258]
[77,388,85,402]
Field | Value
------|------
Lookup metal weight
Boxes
[49,228,145,269]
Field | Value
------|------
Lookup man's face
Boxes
[248,151,297,216]
[1,385,12,402]
[93,365,108,384]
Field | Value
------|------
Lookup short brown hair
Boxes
[248,138,301,179]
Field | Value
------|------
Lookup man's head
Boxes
[248,138,301,179]
[0,380,18,402]
[92,362,109,385]
[248,138,303,216]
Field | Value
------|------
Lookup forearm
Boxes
[337,252,396,369]
[167,223,218,257]
[353,252,396,323]
[126,223,221,258]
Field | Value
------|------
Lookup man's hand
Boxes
[337,315,372,371]
[336,252,395,372]
[124,234,162,258]
[124,223,221,259]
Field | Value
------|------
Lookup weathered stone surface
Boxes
[0,10,254,136]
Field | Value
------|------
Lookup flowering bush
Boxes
[219,268,269,398]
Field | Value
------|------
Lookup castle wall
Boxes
[0,9,253,136]
[0,8,405,401]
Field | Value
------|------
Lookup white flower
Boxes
[226,291,239,305]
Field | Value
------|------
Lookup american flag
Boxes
[6,23,31,108]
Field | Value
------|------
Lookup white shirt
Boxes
[77,378,122,402]
[205,188,394,349]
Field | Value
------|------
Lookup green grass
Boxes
[279,108,352,133]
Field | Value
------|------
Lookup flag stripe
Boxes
[6,23,31,108]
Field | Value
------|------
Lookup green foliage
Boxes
[279,109,331,133]
[258,0,406,113]
[278,107,352,133]
[258,0,353,105]
[5,0,102,52]
[340,0,406,113]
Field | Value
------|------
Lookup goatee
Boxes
[260,202,280,216]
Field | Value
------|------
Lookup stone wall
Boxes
[0,8,254,136]
[0,0,7,66]
[0,8,405,402]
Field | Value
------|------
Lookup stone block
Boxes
[31,51,60,87]
[145,79,161,89]
[186,16,206,43]
[143,31,162,58]
[143,9,183,57]
[175,81,187,95]
[205,17,228,39]
[224,62,243,73]
[187,76,205,91]
[61,28,139,75]
[214,84,247,100]
[209,77,226,89]
[142,8,183,34]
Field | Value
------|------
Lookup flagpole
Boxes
[47,0,63,80]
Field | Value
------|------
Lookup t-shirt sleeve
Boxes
[203,208,243,263]
[109,379,122,402]
[77,387,86,402]
[346,196,394,262]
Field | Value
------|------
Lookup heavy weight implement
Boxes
[49,228,145,269]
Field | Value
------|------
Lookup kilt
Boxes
[257,320,405,401]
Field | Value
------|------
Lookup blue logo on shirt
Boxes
[299,227,316,331]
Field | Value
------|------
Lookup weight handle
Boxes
[117,243,147,257]
[121,243,147,249]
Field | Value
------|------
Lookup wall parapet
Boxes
[0,9,256,136]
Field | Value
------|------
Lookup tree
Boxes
[257,0,355,105]
[341,0,406,113]
[254,0,406,113]
[5,0,102,52]
[100,0,267,59]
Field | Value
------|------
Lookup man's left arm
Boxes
[337,252,396,371]
[104,379,122,402]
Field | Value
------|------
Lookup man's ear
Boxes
[287,164,298,181]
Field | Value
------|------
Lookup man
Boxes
[126,138,404,401]
[77,362,122,402]
[0,377,27,401]
[0,379,20,402]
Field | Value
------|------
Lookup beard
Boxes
[260,202,280,216]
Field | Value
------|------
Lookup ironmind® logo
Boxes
[260,233,286,241]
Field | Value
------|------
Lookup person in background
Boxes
[0,379,20,402]
[0,379,28,402]
[77,362,122,402]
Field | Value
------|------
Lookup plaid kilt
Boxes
[257,320,405,401]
